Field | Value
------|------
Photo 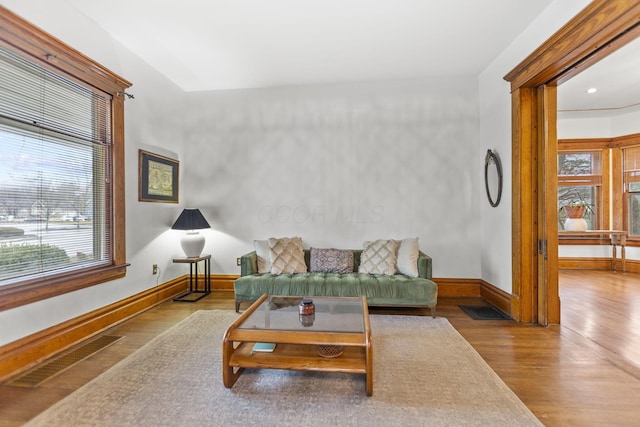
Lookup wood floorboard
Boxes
[1,273,639,426]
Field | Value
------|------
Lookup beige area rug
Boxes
[26,311,542,426]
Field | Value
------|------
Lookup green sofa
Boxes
[234,249,438,317]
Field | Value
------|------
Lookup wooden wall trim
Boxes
[480,280,513,317]
[435,278,512,318]
[0,5,131,94]
[209,274,236,291]
[539,84,561,326]
[504,0,640,89]
[557,138,611,150]
[611,133,640,147]
[434,278,480,297]
[511,87,538,323]
[558,133,640,150]
[0,276,187,383]
[0,274,517,381]
[214,275,517,319]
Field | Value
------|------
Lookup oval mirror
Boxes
[484,149,503,207]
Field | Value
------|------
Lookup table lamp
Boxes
[171,208,211,258]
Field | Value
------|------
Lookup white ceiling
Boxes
[558,36,640,116]
[67,0,554,92]
[65,0,639,115]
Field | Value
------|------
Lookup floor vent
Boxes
[8,335,123,388]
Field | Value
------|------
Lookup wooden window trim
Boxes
[555,138,640,244]
[621,142,640,241]
[0,6,131,311]
[557,138,611,151]
[557,148,606,231]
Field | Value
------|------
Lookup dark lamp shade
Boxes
[171,208,211,230]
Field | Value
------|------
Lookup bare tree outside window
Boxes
[557,152,601,230]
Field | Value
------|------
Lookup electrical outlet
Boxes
[237,258,241,266]
[152,264,158,275]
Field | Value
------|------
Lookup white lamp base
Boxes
[181,231,205,258]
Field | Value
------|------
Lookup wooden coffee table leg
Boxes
[365,336,373,396]
[223,366,244,388]
[222,339,244,388]
[363,298,373,396]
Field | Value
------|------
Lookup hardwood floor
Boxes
[1,270,639,426]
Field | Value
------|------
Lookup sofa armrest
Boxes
[240,251,259,276]
[417,251,432,279]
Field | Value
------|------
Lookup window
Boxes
[0,8,130,310]
[623,146,640,237]
[557,151,602,230]
[0,45,112,284]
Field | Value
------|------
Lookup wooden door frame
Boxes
[504,0,640,324]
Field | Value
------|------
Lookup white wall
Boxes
[0,0,603,347]
[184,79,481,278]
[612,109,640,136]
[557,115,613,139]
[478,0,592,293]
[557,109,640,139]
[0,0,189,346]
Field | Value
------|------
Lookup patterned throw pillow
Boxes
[254,240,271,273]
[268,237,307,274]
[310,248,354,273]
[396,237,419,277]
[358,239,399,275]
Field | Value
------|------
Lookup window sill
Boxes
[0,263,129,312]
[558,230,635,246]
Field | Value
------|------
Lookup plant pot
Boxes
[564,218,588,231]
[565,205,586,219]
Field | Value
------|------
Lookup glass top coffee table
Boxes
[222,294,373,396]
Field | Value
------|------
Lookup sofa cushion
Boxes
[254,240,272,273]
[358,239,399,275]
[310,248,354,273]
[234,272,437,308]
[396,237,419,277]
[269,237,307,274]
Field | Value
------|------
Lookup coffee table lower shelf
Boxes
[229,342,367,373]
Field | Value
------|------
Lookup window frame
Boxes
[0,7,130,311]
[558,135,640,247]
[557,139,610,245]
[557,150,604,230]
[621,140,640,242]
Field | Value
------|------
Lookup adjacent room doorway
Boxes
[505,0,640,325]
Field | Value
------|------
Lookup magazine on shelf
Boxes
[252,342,276,352]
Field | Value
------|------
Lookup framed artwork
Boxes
[138,150,179,203]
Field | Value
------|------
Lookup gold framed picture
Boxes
[138,150,179,203]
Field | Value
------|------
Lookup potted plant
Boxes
[559,190,594,231]
[564,201,588,218]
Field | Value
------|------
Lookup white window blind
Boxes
[0,44,112,285]
[623,145,640,184]
[623,146,640,236]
